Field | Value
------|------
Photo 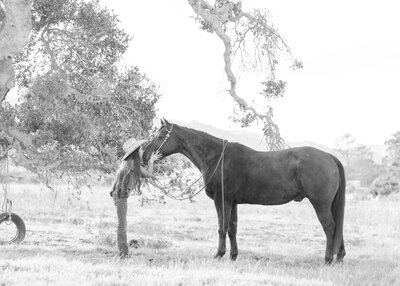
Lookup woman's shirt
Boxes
[111,165,153,199]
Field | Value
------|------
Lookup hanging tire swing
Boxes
[1,148,26,245]
[0,212,26,244]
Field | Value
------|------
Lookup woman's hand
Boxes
[141,151,162,178]
[149,151,162,163]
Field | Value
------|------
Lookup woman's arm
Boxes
[140,151,161,178]
[140,166,154,178]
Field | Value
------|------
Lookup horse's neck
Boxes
[176,127,223,172]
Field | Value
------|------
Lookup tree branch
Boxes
[188,0,292,150]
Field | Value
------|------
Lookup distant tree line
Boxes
[334,132,400,197]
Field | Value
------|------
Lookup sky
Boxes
[17,0,400,148]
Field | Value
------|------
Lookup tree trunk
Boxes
[0,0,32,102]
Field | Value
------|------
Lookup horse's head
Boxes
[143,118,178,163]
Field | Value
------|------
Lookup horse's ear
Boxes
[164,118,171,127]
[160,118,165,126]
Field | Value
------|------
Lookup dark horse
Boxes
[143,119,346,264]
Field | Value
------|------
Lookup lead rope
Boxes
[153,141,228,201]
[221,139,225,232]
[1,150,12,222]
[151,139,228,201]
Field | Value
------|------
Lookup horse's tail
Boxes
[330,154,346,255]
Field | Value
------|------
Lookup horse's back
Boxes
[225,145,340,205]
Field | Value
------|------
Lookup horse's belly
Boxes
[237,186,301,205]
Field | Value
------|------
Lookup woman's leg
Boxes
[113,194,128,258]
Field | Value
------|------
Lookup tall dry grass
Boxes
[0,183,399,285]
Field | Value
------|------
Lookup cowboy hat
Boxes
[121,138,147,160]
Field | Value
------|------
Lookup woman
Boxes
[110,137,161,258]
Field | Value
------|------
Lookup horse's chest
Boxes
[205,189,214,199]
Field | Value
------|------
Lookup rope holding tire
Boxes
[0,212,26,244]
[1,148,26,244]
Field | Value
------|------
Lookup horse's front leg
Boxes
[228,203,238,260]
[213,192,232,259]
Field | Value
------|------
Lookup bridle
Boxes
[154,124,174,154]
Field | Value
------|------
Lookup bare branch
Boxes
[188,0,298,150]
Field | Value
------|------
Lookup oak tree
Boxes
[1,0,160,183]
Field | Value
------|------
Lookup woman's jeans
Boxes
[113,194,128,257]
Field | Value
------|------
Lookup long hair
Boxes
[111,148,142,197]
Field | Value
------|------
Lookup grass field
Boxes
[1,183,400,285]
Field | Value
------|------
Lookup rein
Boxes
[151,127,228,236]
[151,138,228,202]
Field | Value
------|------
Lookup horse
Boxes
[143,119,346,264]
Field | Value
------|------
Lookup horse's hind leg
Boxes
[311,202,335,264]
[337,238,346,262]
[228,203,238,260]
[213,194,233,259]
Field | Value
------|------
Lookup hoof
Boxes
[336,254,345,263]
[129,239,140,248]
[119,252,129,260]
[337,251,346,263]
[214,251,226,259]
[230,252,238,261]
[324,256,334,265]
